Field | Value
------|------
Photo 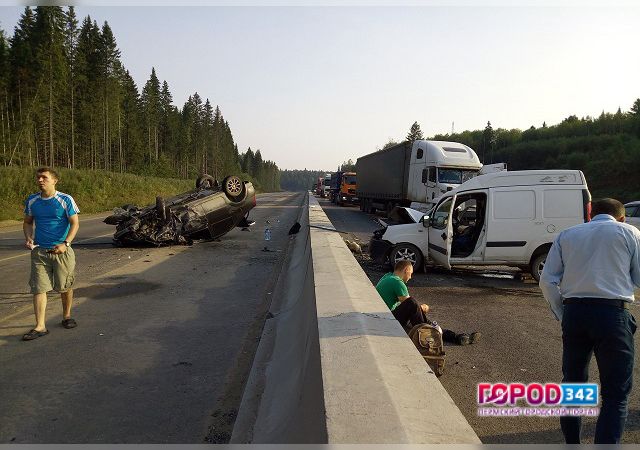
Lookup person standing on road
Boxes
[376,260,480,345]
[22,167,80,341]
[540,198,640,444]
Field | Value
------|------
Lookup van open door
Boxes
[427,195,455,269]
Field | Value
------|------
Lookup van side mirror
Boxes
[422,215,429,227]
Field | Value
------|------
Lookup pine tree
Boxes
[482,121,495,163]
[406,121,424,142]
[0,27,8,164]
[33,6,68,167]
[141,67,161,163]
[63,6,78,167]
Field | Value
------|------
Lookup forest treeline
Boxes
[430,99,640,201]
[0,6,279,192]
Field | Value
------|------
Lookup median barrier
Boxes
[231,193,480,443]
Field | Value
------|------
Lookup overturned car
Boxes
[104,174,256,246]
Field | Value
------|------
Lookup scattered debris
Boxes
[344,239,362,254]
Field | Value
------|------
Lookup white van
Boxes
[369,170,591,281]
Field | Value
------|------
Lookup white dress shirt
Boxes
[540,214,640,321]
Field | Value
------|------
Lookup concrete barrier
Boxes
[231,193,480,443]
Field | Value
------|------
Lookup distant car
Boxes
[625,201,640,230]
[104,174,256,246]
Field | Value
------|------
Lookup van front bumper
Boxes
[369,238,392,264]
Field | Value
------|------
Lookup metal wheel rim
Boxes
[394,247,417,265]
[537,259,545,276]
[226,177,242,195]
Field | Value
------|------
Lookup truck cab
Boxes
[336,172,358,206]
[322,174,331,198]
[408,140,483,211]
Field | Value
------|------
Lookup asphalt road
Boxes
[0,191,304,444]
[319,196,640,444]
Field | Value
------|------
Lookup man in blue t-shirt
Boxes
[22,167,80,341]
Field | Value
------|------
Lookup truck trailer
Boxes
[356,140,484,215]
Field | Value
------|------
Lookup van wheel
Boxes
[530,252,548,282]
[390,244,423,270]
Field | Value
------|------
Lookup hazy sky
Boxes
[1,3,639,170]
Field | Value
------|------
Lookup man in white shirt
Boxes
[540,198,640,444]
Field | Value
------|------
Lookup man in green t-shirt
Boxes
[375,260,479,345]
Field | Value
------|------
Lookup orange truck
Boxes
[330,171,358,206]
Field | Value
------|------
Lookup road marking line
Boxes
[0,232,114,263]
[0,214,110,234]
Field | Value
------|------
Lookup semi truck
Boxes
[329,171,358,206]
[356,140,493,215]
[322,173,331,198]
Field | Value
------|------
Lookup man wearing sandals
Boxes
[376,260,480,345]
[22,167,80,341]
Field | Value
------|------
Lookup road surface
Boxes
[0,192,303,444]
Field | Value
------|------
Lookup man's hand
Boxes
[25,237,35,250]
[49,243,67,255]
[420,304,430,314]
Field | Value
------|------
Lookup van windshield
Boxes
[438,169,478,184]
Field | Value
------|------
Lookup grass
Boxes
[0,167,194,222]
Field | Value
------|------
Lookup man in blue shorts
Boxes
[22,167,80,341]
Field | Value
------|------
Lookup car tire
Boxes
[222,175,246,201]
[196,174,217,189]
[530,251,548,282]
[390,244,423,270]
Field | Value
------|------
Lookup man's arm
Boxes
[23,215,34,249]
[65,213,79,243]
[629,228,640,289]
[51,213,79,255]
[539,239,564,321]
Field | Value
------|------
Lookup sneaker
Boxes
[469,331,481,344]
[456,333,470,345]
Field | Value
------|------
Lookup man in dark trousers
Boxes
[375,260,479,345]
[541,198,640,444]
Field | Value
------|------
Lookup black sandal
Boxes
[61,318,77,329]
[22,329,49,341]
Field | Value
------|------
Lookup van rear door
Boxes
[427,195,455,269]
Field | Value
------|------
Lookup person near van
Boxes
[22,167,80,341]
[540,198,640,444]
[375,260,480,345]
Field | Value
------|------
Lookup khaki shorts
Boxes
[30,246,76,294]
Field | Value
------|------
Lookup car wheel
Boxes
[196,174,217,189]
[222,175,246,201]
[530,251,547,282]
[390,244,423,270]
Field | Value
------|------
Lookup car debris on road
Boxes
[104,174,256,246]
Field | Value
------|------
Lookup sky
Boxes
[1,3,639,171]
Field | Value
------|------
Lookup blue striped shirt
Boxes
[540,214,640,321]
[24,191,80,248]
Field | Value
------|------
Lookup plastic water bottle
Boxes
[264,228,271,241]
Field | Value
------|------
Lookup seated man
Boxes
[375,260,480,345]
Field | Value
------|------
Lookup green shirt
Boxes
[375,272,409,312]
